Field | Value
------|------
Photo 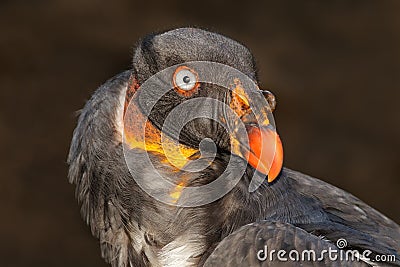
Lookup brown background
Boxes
[1,0,399,266]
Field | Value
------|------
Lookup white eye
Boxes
[173,66,198,92]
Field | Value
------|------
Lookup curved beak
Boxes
[244,125,283,183]
[229,80,284,183]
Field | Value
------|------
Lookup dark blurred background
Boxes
[1,0,399,266]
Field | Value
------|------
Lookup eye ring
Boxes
[172,66,200,96]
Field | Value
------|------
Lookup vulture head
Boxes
[68,28,400,267]
[68,27,283,266]
[127,28,283,182]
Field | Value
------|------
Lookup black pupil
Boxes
[183,76,191,83]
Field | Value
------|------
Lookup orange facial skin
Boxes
[123,75,199,170]
[123,75,199,203]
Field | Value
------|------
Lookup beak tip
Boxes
[246,126,284,184]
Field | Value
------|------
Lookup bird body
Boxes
[68,28,400,267]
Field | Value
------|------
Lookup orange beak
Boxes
[229,79,283,183]
[245,125,283,183]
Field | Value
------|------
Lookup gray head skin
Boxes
[132,28,258,83]
[68,28,400,267]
